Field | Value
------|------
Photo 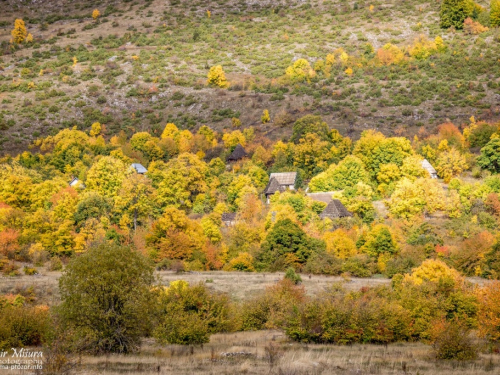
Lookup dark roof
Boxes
[319,199,352,219]
[131,163,148,174]
[264,177,286,195]
[306,192,335,204]
[221,212,237,222]
[227,144,248,161]
[269,172,297,186]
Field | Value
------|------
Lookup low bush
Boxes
[431,319,477,360]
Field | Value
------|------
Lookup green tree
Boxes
[478,138,500,173]
[361,224,398,257]
[58,243,156,354]
[74,192,111,228]
[492,0,500,27]
[114,174,156,231]
[291,115,329,143]
[440,0,474,29]
[259,219,325,267]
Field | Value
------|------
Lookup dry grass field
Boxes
[0,270,491,305]
[0,270,394,305]
[13,330,494,375]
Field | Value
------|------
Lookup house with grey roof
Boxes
[421,159,438,179]
[319,199,352,219]
[131,163,148,174]
[264,172,298,203]
[270,172,297,189]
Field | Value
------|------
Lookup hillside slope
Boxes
[0,0,499,155]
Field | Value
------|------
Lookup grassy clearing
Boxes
[9,330,495,375]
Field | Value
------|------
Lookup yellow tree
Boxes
[146,207,205,261]
[404,259,462,286]
[114,174,156,231]
[261,109,270,124]
[11,19,27,44]
[207,65,229,88]
[477,281,500,342]
[85,156,128,198]
[285,59,315,82]
[323,229,357,259]
[436,148,468,183]
[222,130,246,148]
[92,9,100,21]
[155,153,208,209]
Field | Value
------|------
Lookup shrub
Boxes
[341,255,373,277]
[239,279,306,331]
[24,266,37,275]
[0,304,51,350]
[376,43,404,66]
[154,281,232,345]
[224,252,255,271]
[285,59,315,82]
[285,287,413,344]
[463,17,489,34]
[284,268,302,284]
[431,319,477,360]
[48,256,63,271]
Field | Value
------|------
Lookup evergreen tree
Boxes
[491,0,500,27]
[440,0,474,29]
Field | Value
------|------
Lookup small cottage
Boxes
[69,177,85,189]
[269,172,297,190]
[421,159,438,179]
[264,172,298,204]
[131,163,148,174]
[319,199,352,219]
[227,144,248,162]
[221,212,237,226]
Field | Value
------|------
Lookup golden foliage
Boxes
[207,65,229,88]
[11,19,27,44]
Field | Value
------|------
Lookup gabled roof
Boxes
[69,177,85,189]
[319,199,352,219]
[264,177,286,195]
[131,163,148,174]
[221,212,237,222]
[421,159,437,175]
[269,172,297,186]
[227,144,248,161]
[306,192,336,204]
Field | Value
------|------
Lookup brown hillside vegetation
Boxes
[1,0,500,154]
